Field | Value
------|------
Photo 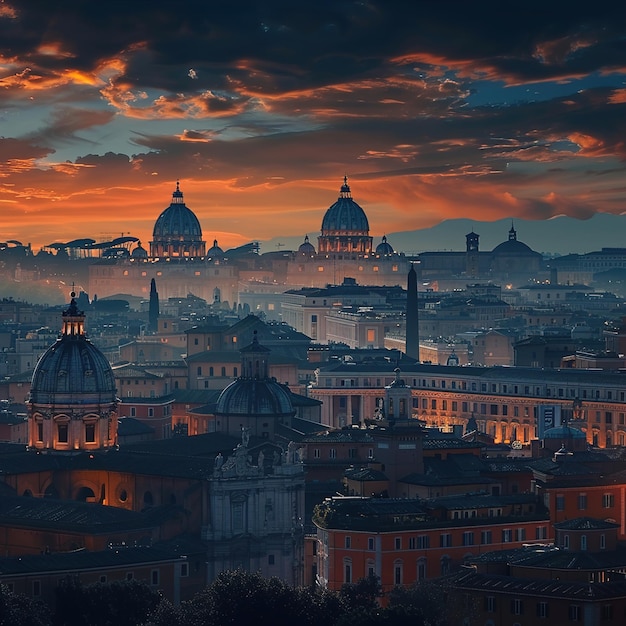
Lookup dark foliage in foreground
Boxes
[0,571,452,626]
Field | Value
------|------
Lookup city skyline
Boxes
[2,3,626,251]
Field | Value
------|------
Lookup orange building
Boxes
[450,517,626,626]
[313,494,550,599]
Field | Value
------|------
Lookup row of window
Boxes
[35,421,107,444]
[325,376,626,404]
[343,556,450,584]
[197,366,237,377]
[128,406,167,418]
[555,492,614,511]
[486,597,612,621]
[2,564,190,596]
[343,527,547,551]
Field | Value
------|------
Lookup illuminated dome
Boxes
[215,332,294,438]
[375,235,394,256]
[297,234,316,256]
[28,294,118,452]
[318,177,373,255]
[150,182,206,258]
[321,176,369,233]
[30,299,116,405]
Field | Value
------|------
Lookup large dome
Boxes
[150,182,206,258]
[317,177,373,255]
[492,224,537,256]
[321,177,369,234]
[153,183,202,240]
[30,299,116,405]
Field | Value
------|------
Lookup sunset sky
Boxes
[1,2,626,252]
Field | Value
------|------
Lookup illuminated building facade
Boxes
[309,361,626,448]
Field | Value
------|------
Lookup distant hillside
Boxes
[262,213,626,257]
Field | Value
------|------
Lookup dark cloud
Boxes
[4,3,626,91]
[2,1,626,247]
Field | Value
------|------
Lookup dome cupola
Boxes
[375,235,394,256]
[215,331,295,439]
[131,241,148,260]
[318,176,373,256]
[207,239,224,260]
[297,234,316,256]
[150,181,206,258]
[28,293,118,453]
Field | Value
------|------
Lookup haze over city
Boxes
[1,3,626,251]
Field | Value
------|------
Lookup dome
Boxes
[215,379,294,417]
[131,242,148,259]
[492,224,537,256]
[297,234,316,256]
[152,182,202,240]
[492,239,536,255]
[543,425,586,439]
[375,235,394,256]
[29,297,117,405]
[150,182,206,258]
[207,239,224,259]
[321,176,369,234]
[215,332,294,418]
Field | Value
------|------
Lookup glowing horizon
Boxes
[2,4,626,253]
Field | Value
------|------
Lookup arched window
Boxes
[221,366,226,376]
[143,491,154,507]
[417,558,427,580]
[343,558,352,584]
[440,556,451,576]
[57,422,68,443]
[394,560,403,586]
[76,486,96,502]
[209,367,214,376]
